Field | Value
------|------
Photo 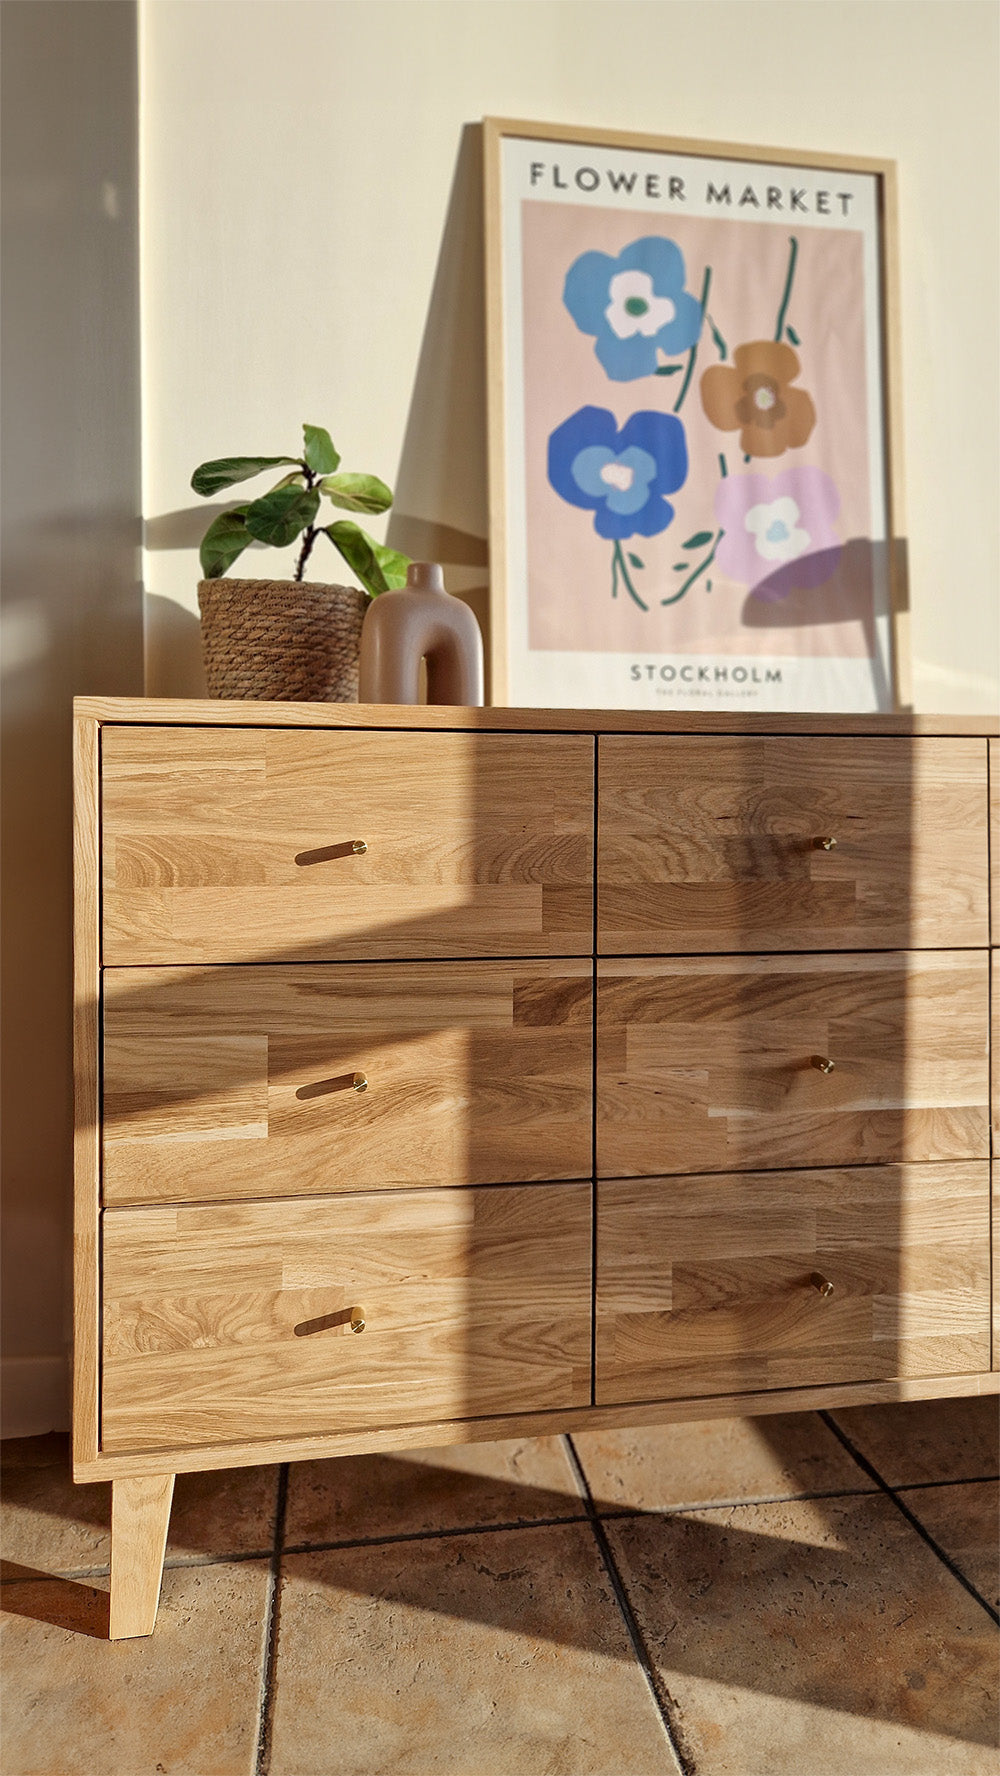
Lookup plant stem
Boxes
[673,265,711,414]
[774,237,799,343]
[661,528,722,606]
[612,540,648,611]
[293,465,318,581]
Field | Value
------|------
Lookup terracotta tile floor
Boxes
[1,1402,997,1775]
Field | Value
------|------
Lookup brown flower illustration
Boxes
[700,341,816,458]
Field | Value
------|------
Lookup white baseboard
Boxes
[1,1354,70,1439]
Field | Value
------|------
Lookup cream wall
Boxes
[1,0,143,1436]
[141,0,999,711]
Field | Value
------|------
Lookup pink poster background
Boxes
[521,201,877,659]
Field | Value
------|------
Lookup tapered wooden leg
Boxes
[109,1474,175,1639]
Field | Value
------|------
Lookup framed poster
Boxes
[484,118,908,711]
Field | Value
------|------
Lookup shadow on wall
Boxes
[144,122,492,702]
[385,121,491,685]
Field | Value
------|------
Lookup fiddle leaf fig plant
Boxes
[192,423,409,594]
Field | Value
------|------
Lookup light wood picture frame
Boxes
[484,117,909,712]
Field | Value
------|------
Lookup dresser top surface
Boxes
[74,697,998,739]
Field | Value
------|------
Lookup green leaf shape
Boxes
[370,539,409,589]
[324,521,409,596]
[682,531,713,550]
[673,563,688,572]
[320,471,393,515]
[627,553,644,569]
[653,364,683,376]
[786,324,801,345]
[199,506,251,578]
[191,455,298,497]
[303,424,340,475]
[245,484,321,548]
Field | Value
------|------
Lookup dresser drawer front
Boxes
[596,1164,991,1405]
[101,727,594,963]
[597,952,989,1177]
[101,1184,592,1453]
[598,736,988,953]
[103,961,593,1204]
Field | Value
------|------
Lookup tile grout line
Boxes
[15,1470,999,1587]
[818,1412,999,1625]
[254,1462,289,1776]
[563,1435,692,1776]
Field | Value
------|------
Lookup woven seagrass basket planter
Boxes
[197,578,368,701]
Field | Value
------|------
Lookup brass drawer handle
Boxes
[349,1305,367,1334]
[352,838,368,855]
[812,835,838,851]
[352,1071,368,1093]
[809,1272,835,1298]
[811,1055,835,1075]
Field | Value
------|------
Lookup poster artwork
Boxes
[493,133,898,710]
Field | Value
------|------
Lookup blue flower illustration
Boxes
[548,406,688,540]
[564,237,703,380]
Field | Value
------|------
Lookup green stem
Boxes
[774,236,799,343]
[673,265,711,414]
[613,540,648,611]
[661,529,722,606]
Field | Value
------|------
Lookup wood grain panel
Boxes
[990,737,999,946]
[101,1184,592,1452]
[597,952,989,1177]
[73,715,101,1464]
[596,1163,991,1405]
[598,736,989,952]
[103,961,593,1203]
[76,697,1000,737]
[101,727,594,963]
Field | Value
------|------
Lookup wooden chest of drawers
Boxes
[73,699,999,1635]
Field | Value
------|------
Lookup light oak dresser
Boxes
[73,698,999,1636]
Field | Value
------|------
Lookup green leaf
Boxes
[682,531,713,550]
[370,539,409,589]
[303,424,340,475]
[324,520,388,596]
[199,506,252,578]
[320,471,393,515]
[191,455,298,497]
[673,563,688,572]
[653,364,683,376]
[244,484,321,548]
[627,553,644,569]
[786,324,800,345]
[323,524,409,596]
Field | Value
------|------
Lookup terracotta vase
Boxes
[197,578,367,701]
[358,561,484,705]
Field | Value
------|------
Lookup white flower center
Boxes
[745,496,810,563]
[605,270,677,340]
[600,460,635,493]
[753,385,777,412]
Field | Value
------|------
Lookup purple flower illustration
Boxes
[548,406,688,540]
[563,238,703,381]
[714,466,841,600]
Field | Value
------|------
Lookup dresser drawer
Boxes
[596,952,989,1177]
[101,726,594,963]
[598,736,988,952]
[103,961,593,1204]
[595,1164,991,1405]
[101,1184,592,1453]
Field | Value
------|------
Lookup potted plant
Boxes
[192,422,409,701]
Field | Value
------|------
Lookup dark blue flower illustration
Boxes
[548,406,688,540]
[564,237,703,380]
